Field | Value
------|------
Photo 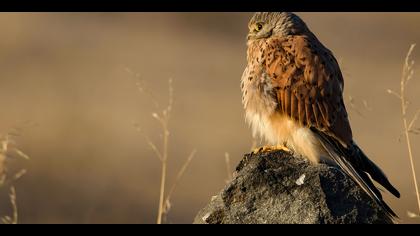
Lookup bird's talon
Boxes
[276,144,291,153]
[252,145,290,155]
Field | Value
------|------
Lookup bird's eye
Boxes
[255,23,263,31]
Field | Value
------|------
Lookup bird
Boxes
[241,12,400,218]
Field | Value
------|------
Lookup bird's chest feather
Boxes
[241,39,309,146]
[241,52,285,143]
[241,40,278,115]
[241,43,271,135]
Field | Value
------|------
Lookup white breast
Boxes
[246,109,325,164]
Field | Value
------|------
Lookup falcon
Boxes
[241,12,400,218]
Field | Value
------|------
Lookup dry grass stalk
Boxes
[127,68,196,224]
[2,186,18,224]
[163,149,196,216]
[0,131,30,224]
[387,44,420,217]
[224,152,233,183]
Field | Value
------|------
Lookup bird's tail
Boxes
[352,144,400,198]
[310,128,400,219]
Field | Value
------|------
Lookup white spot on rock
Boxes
[202,213,211,221]
[296,174,306,186]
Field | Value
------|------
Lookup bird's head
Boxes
[247,12,309,42]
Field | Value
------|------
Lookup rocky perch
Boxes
[194,150,393,224]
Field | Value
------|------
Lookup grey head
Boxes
[247,12,310,41]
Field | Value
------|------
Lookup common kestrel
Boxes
[241,12,400,217]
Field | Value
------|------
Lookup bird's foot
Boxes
[252,144,291,154]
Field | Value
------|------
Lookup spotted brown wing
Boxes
[263,35,352,147]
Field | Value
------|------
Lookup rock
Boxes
[193,150,393,224]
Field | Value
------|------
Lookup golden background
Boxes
[0,13,419,223]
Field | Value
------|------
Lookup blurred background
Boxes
[0,13,419,224]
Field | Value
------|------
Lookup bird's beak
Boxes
[246,29,272,41]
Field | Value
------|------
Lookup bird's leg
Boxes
[252,143,291,154]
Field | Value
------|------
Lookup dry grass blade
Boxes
[8,186,18,224]
[387,89,402,100]
[13,169,27,181]
[407,211,420,218]
[164,149,197,213]
[14,149,30,160]
[389,43,420,216]
[408,109,420,132]
[1,186,18,224]
[224,152,233,183]
[133,123,163,161]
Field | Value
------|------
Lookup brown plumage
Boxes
[241,12,400,218]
